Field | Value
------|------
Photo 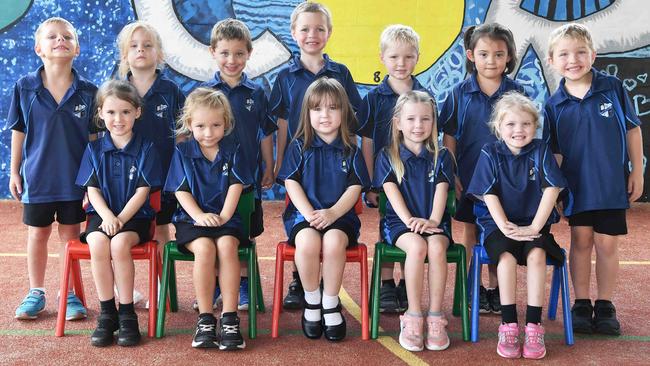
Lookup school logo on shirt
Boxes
[599,102,613,118]
[222,162,229,176]
[156,104,168,118]
[528,165,537,181]
[128,165,137,181]
[341,159,349,173]
[428,169,435,183]
[73,104,86,119]
[245,98,254,112]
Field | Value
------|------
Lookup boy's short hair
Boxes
[380,24,420,54]
[210,18,253,52]
[547,23,595,58]
[488,91,540,140]
[34,17,78,46]
[290,2,332,32]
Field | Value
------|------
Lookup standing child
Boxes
[467,92,567,359]
[357,24,432,314]
[8,17,97,321]
[76,80,162,347]
[204,18,277,311]
[545,23,643,335]
[271,1,362,309]
[374,90,454,352]
[277,77,369,341]
[440,23,524,314]
[164,88,251,350]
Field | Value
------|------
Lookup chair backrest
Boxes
[237,191,255,239]
[378,189,456,218]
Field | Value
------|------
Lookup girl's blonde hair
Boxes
[294,77,356,152]
[547,23,595,58]
[388,90,439,184]
[175,87,234,138]
[290,1,333,32]
[488,91,540,140]
[116,21,164,78]
[34,17,78,46]
[94,80,143,129]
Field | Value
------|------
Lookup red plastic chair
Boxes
[271,240,369,340]
[55,191,162,338]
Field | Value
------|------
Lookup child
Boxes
[439,23,524,314]
[271,1,362,309]
[203,18,277,311]
[357,24,432,314]
[164,88,251,350]
[373,90,454,352]
[117,21,186,255]
[545,23,643,335]
[8,17,97,321]
[467,92,567,359]
[76,80,162,347]
[277,77,370,341]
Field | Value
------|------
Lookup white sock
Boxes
[304,289,321,322]
[322,294,342,326]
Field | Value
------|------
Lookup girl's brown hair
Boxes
[175,87,234,138]
[463,23,517,74]
[94,79,142,128]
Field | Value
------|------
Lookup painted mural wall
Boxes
[1,0,649,200]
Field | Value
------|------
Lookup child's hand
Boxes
[261,167,274,190]
[628,169,644,203]
[364,191,379,208]
[9,173,22,201]
[454,176,463,200]
[310,209,337,230]
[407,217,443,234]
[194,213,222,227]
[514,225,542,238]
[100,216,123,237]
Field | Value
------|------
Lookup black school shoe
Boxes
[301,302,323,339]
[379,282,400,313]
[117,312,141,346]
[218,313,246,350]
[571,301,594,334]
[192,314,219,348]
[322,301,346,342]
[593,300,621,336]
[283,272,305,310]
[91,313,119,347]
[478,286,491,314]
[488,287,502,314]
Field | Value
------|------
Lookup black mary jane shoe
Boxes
[322,302,346,342]
[301,302,323,339]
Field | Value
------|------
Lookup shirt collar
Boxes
[377,76,426,96]
[23,65,81,92]
[398,143,432,161]
[288,53,340,74]
[310,134,346,150]
[495,139,537,157]
[204,71,255,91]
[100,132,142,156]
[553,68,607,104]
[126,69,173,97]
[465,72,511,97]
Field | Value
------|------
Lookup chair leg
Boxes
[255,258,265,312]
[271,244,285,338]
[169,259,179,312]
[156,246,172,338]
[359,245,369,340]
[453,261,461,317]
[560,256,575,346]
[147,243,157,337]
[548,265,560,321]
[470,247,481,343]
[71,259,86,306]
[247,249,257,339]
[370,246,383,339]
[55,244,73,337]
[457,248,470,342]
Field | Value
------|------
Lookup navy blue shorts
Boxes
[80,214,151,244]
[173,222,244,254]
[250,198,264,238]
[155,197,177,226]
[483,227,564,266]
[454,194,476,223]
[23,200,85,227]
[288,220,358,248]
[568,209,627,236]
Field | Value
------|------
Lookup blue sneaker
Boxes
[193,285,222,312]
[65,292,88,321]
[238,277,249,311]
[15,289,46,320]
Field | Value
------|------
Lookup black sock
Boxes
[292,271,299,279]
[241,276,248,281]
[501,304,517,324]
[575,298,592,306]
[526,305,542,324]
[100,298,117,315]
[382,280,395,287]
[594,299,613,307]
[118,302,135,315]
[398,279,406,287]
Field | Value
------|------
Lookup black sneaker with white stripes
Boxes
[218,312,245,350]
[192,314,219,348]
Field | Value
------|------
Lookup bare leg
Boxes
[294,228,323,293]
[186,238,217,314]
[110,232,139,304]
[427,236,449,313]
[526,248,546,307]
[570,226,594,300]
[87,232,114,301]
[594,233,619,300]
[395,233,427,314]
[321,230,347,297]
[216,235,240,313]
[496,253,517,306]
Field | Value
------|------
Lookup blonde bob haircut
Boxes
[488,91,540,140]
[175,87,235,138]
[116,21,165,78]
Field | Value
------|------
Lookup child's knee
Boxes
[526,248,546,266]
[498,251,517,265]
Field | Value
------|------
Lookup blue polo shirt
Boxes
[269,53,362,139]
[544,68,641,216]
[357,76,433,157]
[439,73,526,191]
[6,66,97,203]
[75,132,162,219]
[131,70,185,179]
[373,145,455,244]
[276,135,370,237]
[163,139,251,229]
[466,139,567,241]
[203,71,277,198]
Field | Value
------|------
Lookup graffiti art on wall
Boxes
[1,0,649,200]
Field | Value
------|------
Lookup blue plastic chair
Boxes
[468,244,574,345]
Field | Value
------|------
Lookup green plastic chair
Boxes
[156,191,265,339]
[369,191,470,341]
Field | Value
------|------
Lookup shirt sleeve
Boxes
[163,146,188,193]
[372,149,397,188]
[466,147,499,200]
[543,104,559,153]
[439,88,458,136]
[85,86,100,135]
[342,66,362,114]
[276,140,303,184]
[75,144,97,189]
[229,144,251,186]
[539,142,567,190]
[349,147,370,191]
[616,79,642,129]
[138,142,163,190]
[257,90,279,137]
[6,83,25,132]
[434,149,455,185]
[269,73,287,119]
[356,93,374,138]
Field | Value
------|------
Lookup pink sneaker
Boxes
[497,323,521,359]
[425,314,450,350]
[523,323,546,359]
[399,313,424,351]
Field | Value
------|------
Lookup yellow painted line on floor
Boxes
[0,253,59,258]
[339,287,428,366]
